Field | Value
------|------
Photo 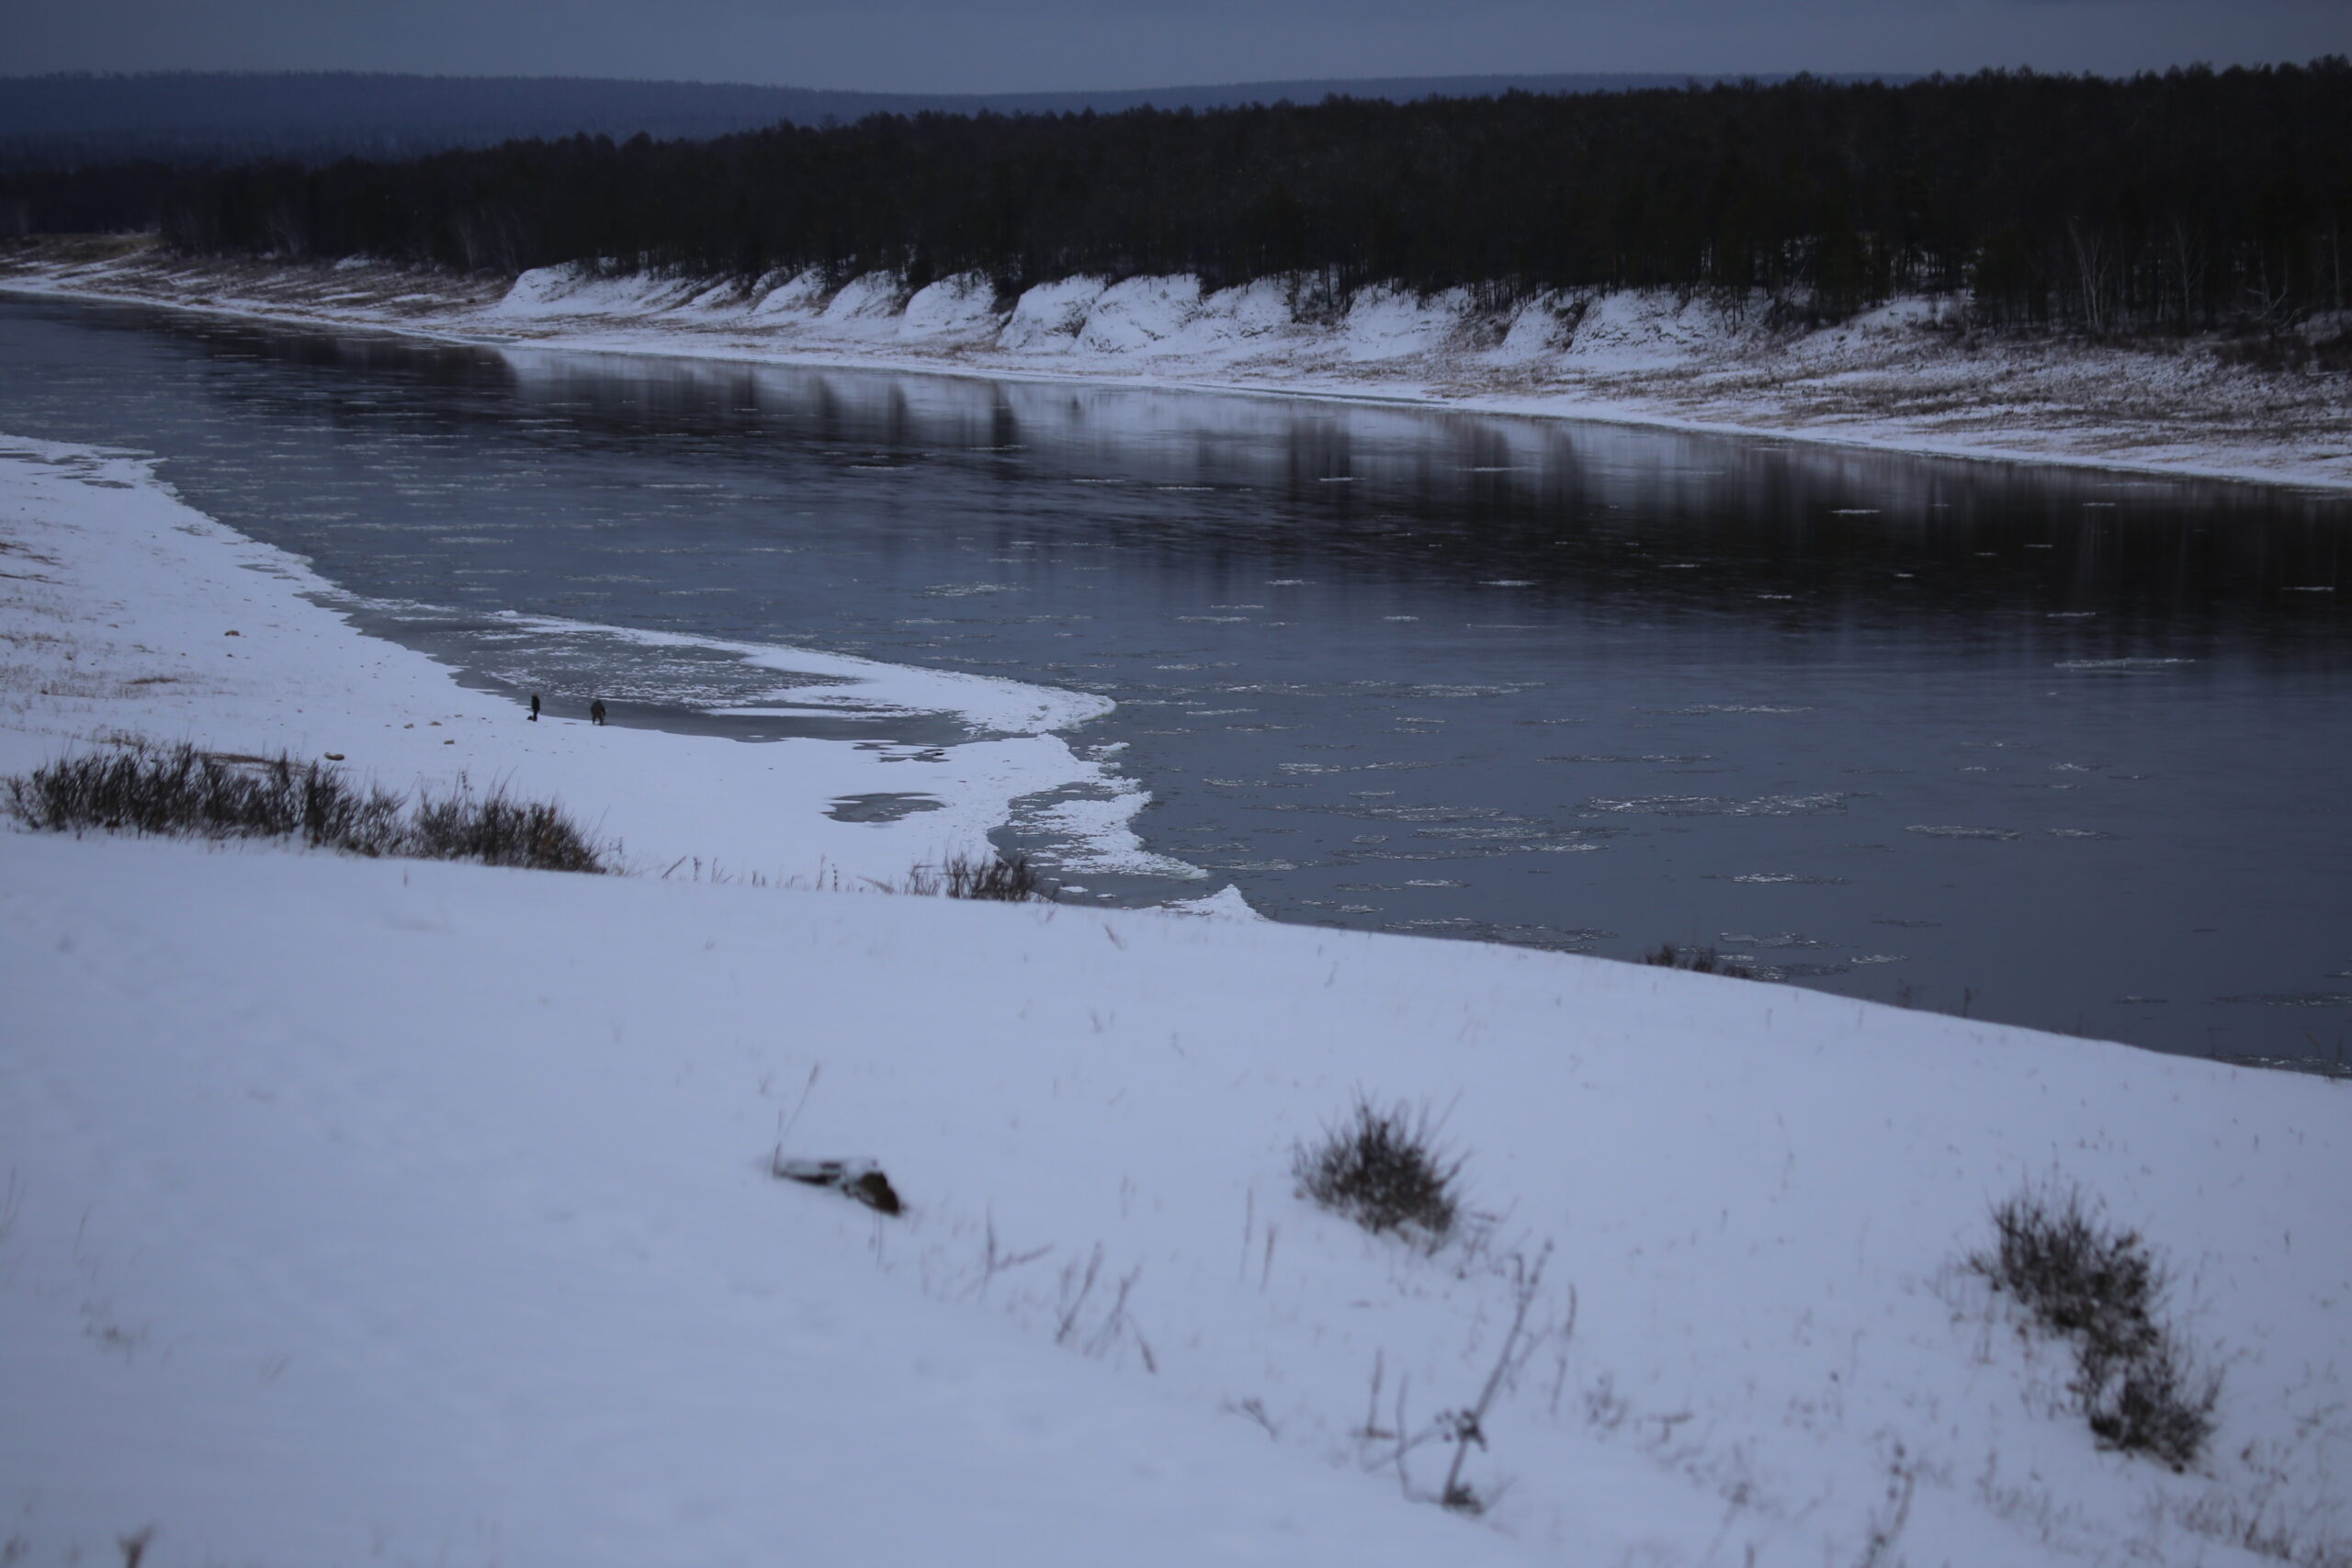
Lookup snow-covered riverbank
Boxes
[5,438,2350,1567]
[0,434,1169,886]
[7,237,2352,493]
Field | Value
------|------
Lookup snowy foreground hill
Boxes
[4,439,2350,1566]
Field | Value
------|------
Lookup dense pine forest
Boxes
[9,62,2349,333]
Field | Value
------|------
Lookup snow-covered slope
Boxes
[5,441,2350,1568]
[6,241,2348,493]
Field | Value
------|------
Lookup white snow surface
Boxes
[485,263,718,321]
[999,274,1109,352]
[1075,274,1205,355]
[898,271,1001,340]
[5,442,2352,1568]
[1342,284,1470,361]
[746,266,829,320]
[1162,882,1266,920]
[820,271,913,334]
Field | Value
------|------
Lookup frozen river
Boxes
[3,294,2347,1067]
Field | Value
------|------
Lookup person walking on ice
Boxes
[590,698,607,726]
[528,692,541,721]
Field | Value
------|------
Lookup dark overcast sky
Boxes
[6,0,2346,93]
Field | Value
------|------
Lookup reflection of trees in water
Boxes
[12,299,2345,646]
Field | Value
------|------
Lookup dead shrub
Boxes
[1973,1182,2221,1469]
[6,741,607,874]
[1640,942,1754,976]
[902,850,1048,901]
[1295,1095,1464,1244]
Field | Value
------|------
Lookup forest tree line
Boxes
[8,62,2349,334]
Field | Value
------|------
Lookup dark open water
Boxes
[4,294,2348,1069]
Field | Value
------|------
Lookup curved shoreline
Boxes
[0,434,1167,886]
[6,248,2349,496]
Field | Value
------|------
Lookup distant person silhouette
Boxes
[590,698,607,726]
[528,693,541,721]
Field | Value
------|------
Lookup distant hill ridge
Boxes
[0,70,1908,167]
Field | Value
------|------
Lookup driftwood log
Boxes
[773,1156,903,1216]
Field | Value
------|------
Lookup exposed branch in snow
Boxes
[771,1063,821,1165]
[1361,1245,1573,1518]
[1852,1440,1918,1568]
[1358,1349,1394,1443]
[968,1210,1052,1303]
[1054,1243,1104,1347]
[1437,1245,1565,1514]
[1223,1396,1281,1439]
